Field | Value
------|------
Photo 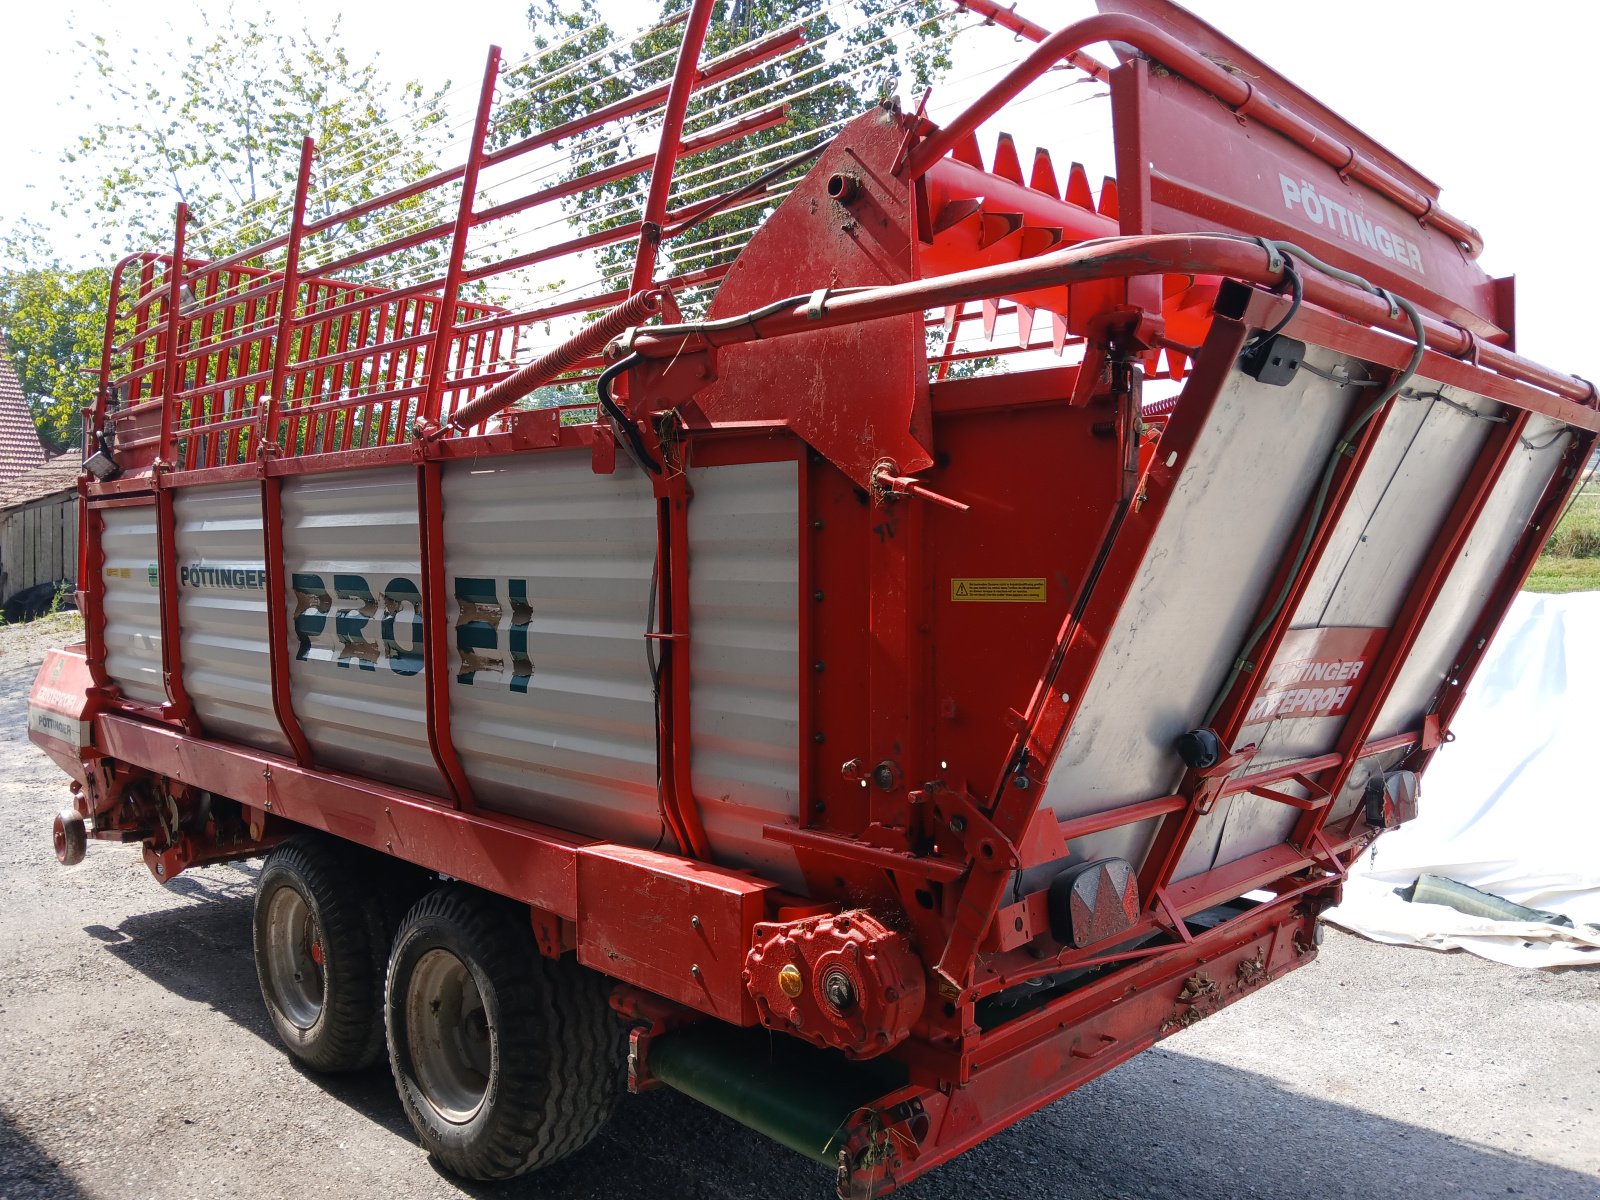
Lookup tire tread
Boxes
[253,833,387,1072]
[386,885,622,1179]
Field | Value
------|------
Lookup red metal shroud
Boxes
[32,4,1600,1197]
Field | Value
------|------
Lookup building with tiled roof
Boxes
[0,337,48,482]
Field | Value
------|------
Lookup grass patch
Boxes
[1529,479,1600,593]
[1526,556,1600,594]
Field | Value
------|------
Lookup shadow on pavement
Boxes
[83,869,1598,1200]
[1,1108,94,1200]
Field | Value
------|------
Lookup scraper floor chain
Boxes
[385,886,626,1179]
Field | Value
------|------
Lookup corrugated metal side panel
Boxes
[1043,353,1358,871]
[281,466,441,792]
[687,460,803,890]
[174,483,287,754]
[443,453,661,844]
[99,504,164,705]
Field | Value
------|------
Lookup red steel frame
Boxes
[43,4,1600,1196]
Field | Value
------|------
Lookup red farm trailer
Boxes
[28,1,1598,1193]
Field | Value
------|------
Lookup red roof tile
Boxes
[0,337,48,483]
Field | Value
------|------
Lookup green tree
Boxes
[60,10,456,261]
[505,0,956,304]
[0,223,107,452]
[1,8,465,450]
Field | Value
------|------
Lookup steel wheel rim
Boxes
[264,884,324,1029]
[407,948,492,1123]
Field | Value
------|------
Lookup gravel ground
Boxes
[1,616,1596,1200]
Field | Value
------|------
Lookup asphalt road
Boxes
[2,615,1596,1200]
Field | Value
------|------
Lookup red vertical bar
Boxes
[81,260,141,692]
[263,138,316,457]
[376,299,408,446]
[631,0,715,292]
[154,207,197,727]
[420,45,501,425]
[340,303,374,451]
[418,462,476,807]
[410,47,500,810]
[127,258,156,403]
[307,287,338,453]
[185,272,223,471]
[652,477,710,858]
[261,138,318,766]
[157,208,190,466]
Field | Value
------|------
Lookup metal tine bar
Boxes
[460,180,789,287]
[472,102,791,233]
[457,263,730,337]
[262,139,318,455]
[479,20,804,190]
[677,2,957,138]
[667,116,846,198]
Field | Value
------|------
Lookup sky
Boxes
[1,0,1596,382]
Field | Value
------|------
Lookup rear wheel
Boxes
[253,835,388,1072]
[385,884,624,1180]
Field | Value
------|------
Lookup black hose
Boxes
[596,354,662,475]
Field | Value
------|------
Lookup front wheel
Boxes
[385,885,624,1180]
[253,835,388,1072]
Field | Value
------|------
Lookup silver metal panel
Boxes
[1304,386,1496,629]
[444,453,662,844]
[687,460,803,890]
[1243,385,1496,767]
[99,504,164,706]
[173,483,287,754]
[1374,414,1570,738]
[281,466,440,792]
[1171,391,1556,882]
[1046,352,1357,871]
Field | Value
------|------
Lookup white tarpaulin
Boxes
[1324,590,1600,967]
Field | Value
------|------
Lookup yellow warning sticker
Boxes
[105,567,132,580]
[950,577,1046,603]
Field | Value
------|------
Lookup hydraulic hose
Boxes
[596,353,662,475]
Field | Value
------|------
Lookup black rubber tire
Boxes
[385,884,624,1180]
[253,834,389,1072]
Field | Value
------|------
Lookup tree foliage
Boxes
[503,0,956,298]
[0,224,107,452]
[0,8,464,450]
[60,10,455,260]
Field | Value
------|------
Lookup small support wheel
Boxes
[53,808,87,866]
[253,834,388,1072]
[385,884,624,1180]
